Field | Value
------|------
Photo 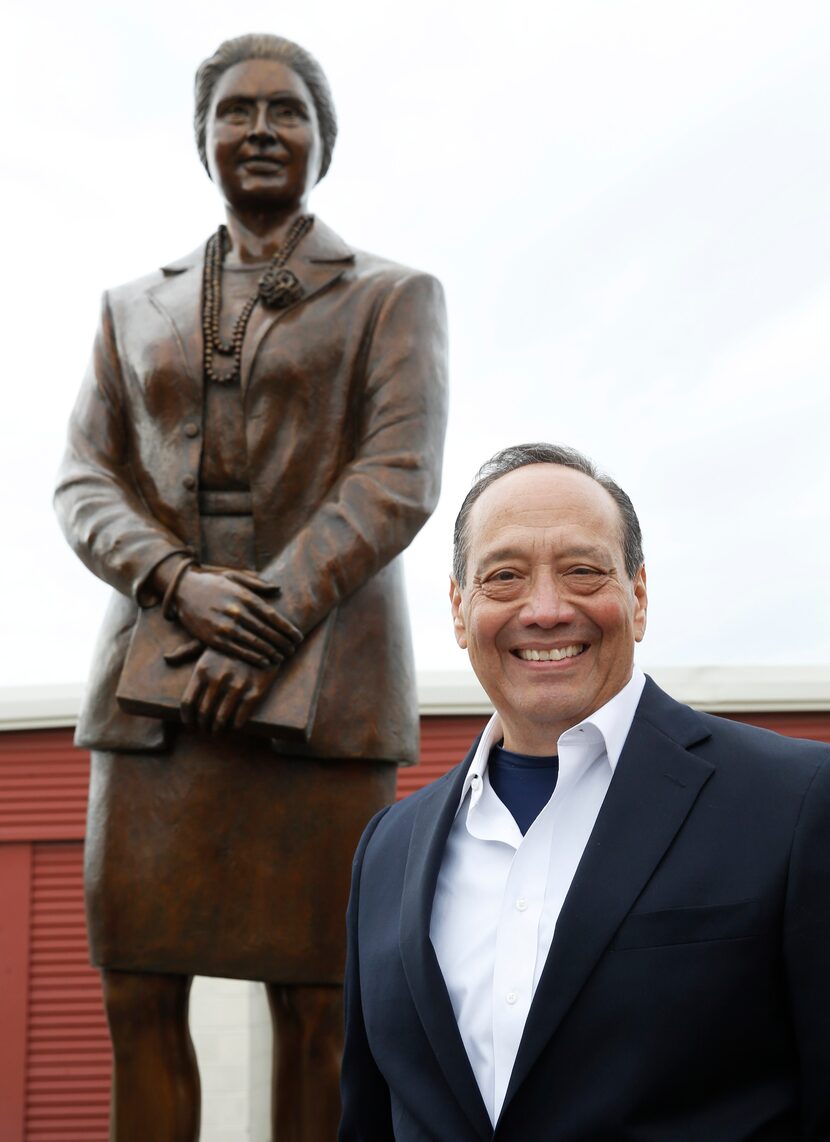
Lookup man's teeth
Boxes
[517,645,584,662]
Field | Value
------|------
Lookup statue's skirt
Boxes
[83,511,397,983]
[84,740,395,981]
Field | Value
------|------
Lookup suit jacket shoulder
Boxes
[695,706,830,764]
[103,256,195,305]
[348,245,443,289]
[637,674,829,774]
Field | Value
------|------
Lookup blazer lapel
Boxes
[146,222,353,398]
[399,749,494,1141]
[146,243,205,396]
[240,217,354,394]
[502,679,715,1115]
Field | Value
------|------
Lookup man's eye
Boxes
[272,104,302,121]
[479,570,523,595]
[567,567,608,589]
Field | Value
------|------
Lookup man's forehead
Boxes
[462,465,627,577]
[469,465,620,533]
[474,532,615,562]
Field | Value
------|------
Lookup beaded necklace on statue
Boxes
[201,214,314,384]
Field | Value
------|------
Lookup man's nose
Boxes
[518,574,574,627]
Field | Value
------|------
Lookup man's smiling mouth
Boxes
[513,644,586,662]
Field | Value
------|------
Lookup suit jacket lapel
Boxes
[145,220,354,398]
[399,747,494,1141]
[502,679,715,1115]
[239,217,354,394]
[146,243,205,397]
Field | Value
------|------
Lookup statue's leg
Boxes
[102,969,200,1142]
[266,982,343,1142]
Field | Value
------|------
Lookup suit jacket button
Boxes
[184,422,200,437]
[183,475,196,490]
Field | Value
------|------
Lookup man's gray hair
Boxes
[194,34,337,182]
[452,443,644,586]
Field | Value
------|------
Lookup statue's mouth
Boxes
[240,156,285,169]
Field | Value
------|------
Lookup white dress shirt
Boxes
[429,667,646,1125]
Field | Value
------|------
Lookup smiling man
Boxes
[339,443,830,1141]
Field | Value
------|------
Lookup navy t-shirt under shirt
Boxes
[487,745,559,835]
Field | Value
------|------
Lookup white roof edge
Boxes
[0,684,87,731]
[418,665,830,716]
[1,666,829,732]
[643,665,830,715]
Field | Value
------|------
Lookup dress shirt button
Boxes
[182,475,196,491]
[515,898,528,912]
[471,775,481,787]
[506,991,518,1005]
[184,422,200,438]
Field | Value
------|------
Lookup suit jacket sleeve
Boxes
[260,270,448,635]
[54,291,193,604]
[339,808,395,1142]
[783,751,830,1139]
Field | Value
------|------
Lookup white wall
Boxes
[190,977,273,1142]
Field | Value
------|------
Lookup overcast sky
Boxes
[2,0,828,688]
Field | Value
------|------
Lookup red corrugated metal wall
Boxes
[396,715,489,798]
[0,733,110,1142]
[26,845,110,1141]
[1,710,829,1136]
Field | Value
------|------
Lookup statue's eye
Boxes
[270,102,306,124]
[224,102,250,122]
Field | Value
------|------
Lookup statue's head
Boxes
[194,34,337,186]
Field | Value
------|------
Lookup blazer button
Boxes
[184,422,200,438]
[183,475,196,491]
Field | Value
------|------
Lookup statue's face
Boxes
[206,58,322,213]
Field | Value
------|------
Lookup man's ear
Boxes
[633,565,648,643]
[449,577,468,649]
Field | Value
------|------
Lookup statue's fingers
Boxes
[198,671,231,734]
[180,668,205,727]
[240,596,302,644]
[164,639,203,666]
[215,632,274,667]
[233,682,269,730]
[212,680,246,734]
[224,570,280,596]
[233,612,298,657]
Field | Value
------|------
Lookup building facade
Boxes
[2,668,829,1141]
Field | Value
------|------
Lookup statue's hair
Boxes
[452,443,644,586]
[194,34,337,182]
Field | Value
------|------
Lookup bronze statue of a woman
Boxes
[55,33,447,1140]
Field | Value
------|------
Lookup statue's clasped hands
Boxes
[173,566,301,666]
[166,566,303,733]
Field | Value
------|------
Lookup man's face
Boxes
[450,464,647,754]
[206,58,322,214]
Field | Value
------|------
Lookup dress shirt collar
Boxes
[458,665,647,812]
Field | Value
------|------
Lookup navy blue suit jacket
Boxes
[339,678,830,1141]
